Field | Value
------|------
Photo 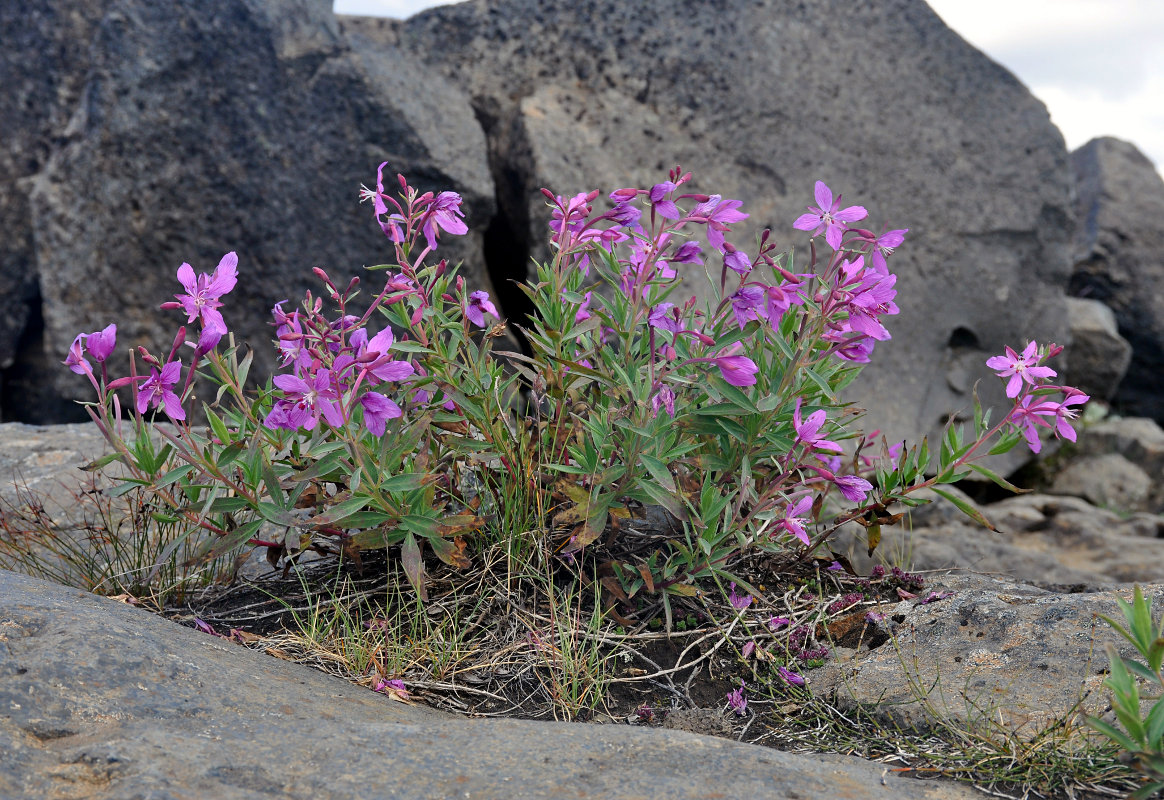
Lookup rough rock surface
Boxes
[7,0,494,423]
[379,0,1075,447]
[1063,296,1132,400]
[1051,453,1153,512]
[811,575,1163,737]
[0,569,982,800]
[0,421,109,507]
[1071,137,1164,422]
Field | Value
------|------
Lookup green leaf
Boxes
[80,452,123,472]
[154,463,196,489]
[635,478,688,522]
[967,463,1029,494]
[206,407,231,446]
[400,532,426,600]
[185,519,264,567]
[930,487,998,531]
[216,441,247,469]
[638,453,675,493]
[1087,716,1141,753]
[106,479,148,498]
[1145,697,1164,748]
[257,501,298,527]
[204,495,251,515]
[307,496,371,527]
[377,472,431,493]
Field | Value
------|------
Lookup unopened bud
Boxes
[435,259,447,277]
[610,187,638,201]
[541,187,558,202]
[441,293,455,303]
[455,275,464,291]
[585,189,601,203]
[313,267,333,287]
[686,193,710,203]
[398,173,408,190]
[345,276,360,294]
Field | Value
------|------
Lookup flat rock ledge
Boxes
[811,575,1164,738]
[0,570,980,800]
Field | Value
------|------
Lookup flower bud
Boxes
[609,187,638,201]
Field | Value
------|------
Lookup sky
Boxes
[333,0,1164,177]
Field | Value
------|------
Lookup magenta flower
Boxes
[170,252,237,334]
[729,285,767,329]
[764,278,805,323]
[768,616,791,631]
[846,271,899,341]
[355,328,416,383]
[777,666,805,687]
[728,582,753,610]
[1048,390,1089,442]
[712,347,759,387]
[833,474,873,504]
[465,291,499,327]
[647,303,683,334]
[793,399,843,453]
[722,244,752,275]
[775,493,814,546]
[137,361,185,420]
[1007,394,1058,453]
[265,369,344,432]
[360,391,403,436]
[419,191,468,250]
[63,335,92,377]
[793,181,867,250]
[86,324,117,362]
[691,195,748,250]
[360,162,405,242]
[648,181,680,220]
[671,240,704,265]
[574,291,593,324]
[651,385,676,418]
[986,341,1057,398]
[726,681,748,716]
[862,228,908,274]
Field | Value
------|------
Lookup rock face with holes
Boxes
[0,569,986,800]
[373,0,1076,446]
[1071,137,1164,422]
[3,0,494,423]
[811,575,1163,738]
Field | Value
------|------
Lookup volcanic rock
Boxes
[10,0,494,422]
[1063,296,1132,400]
[1071,137,1164,422]
[383,0,1076,447]
[0,568,982,800]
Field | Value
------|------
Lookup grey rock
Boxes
[0,421,109,507]
[811,575,1164,737]
[1051,452,1153,512]
[387,0,1075,449]
[1073,415,1164,481]
[13,0,495,422]
[1071,137,1164,422]
[1063,296,1132,400]
[0,569,982,800]
[830,491,1164,588]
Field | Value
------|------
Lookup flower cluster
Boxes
[987,341,1089,454]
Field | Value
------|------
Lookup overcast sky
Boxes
[334,0,1164,177]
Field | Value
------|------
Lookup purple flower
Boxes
[574,291,593,324]
[691,195,748,250]
[793,181,867,250]
[863,228,908,274]
[651,385,676,418]
[374,677,410,699]
[1007,394,1058,454]
[845,271,899,341]
[361,162,404,241]
[1048,390,1089,442]
[777,666,806,687]
[713,347,759,387]
[726,681,748,716]
[765,279,805,323]
[648,303,683,334]
[775,493,814,546]
[63,335,91,376]
[768,616,791,631]
[171,253,237,334]
[265,369,344,432]
[722,244,752,275]
[793,399,843,453]
[420,191,468,250]
[728,582,753,611]
[86,324,117,362]
[671,240,704,265]
[729,285,768,329]
[833,474,873,503]
[356,328,416,383]
[649,181,681,220]
[465,291,499,327]
[137,360,185,420]
[827,561,844,572]
[360,391,403,436]
[986,341,1057,398]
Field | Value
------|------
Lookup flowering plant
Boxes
[64,165,1086,610]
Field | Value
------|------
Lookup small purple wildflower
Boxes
[728,582,753,611]
[137,361,185,420]
[768,616,791,631]
[712,347,759,387]
[169,252,238,334]
[777,666,805,687]
[986,341,1057,398]
[726,681,748,716]
[465,290,499,327]
[792,181,867,250]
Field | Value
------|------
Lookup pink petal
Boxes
[813,181,833,211]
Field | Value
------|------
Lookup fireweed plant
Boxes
[63,166,1088,617]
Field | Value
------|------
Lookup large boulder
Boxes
[7,0,495,422]
[378,0,1076,447]
[812,575,1164,737]
[0,568,982,800]
[0,1,116,419]
[1071,137,1164,422]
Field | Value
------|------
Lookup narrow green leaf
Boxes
[930,487,998,531]
[400,532,426,600]
[185,519,265,566]
[1087,716,1141,753]
[307,496,371,527]
[967,463,1030,494]
[154,464,196,489]
[80,452,123,472]
[638,453,676,493]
